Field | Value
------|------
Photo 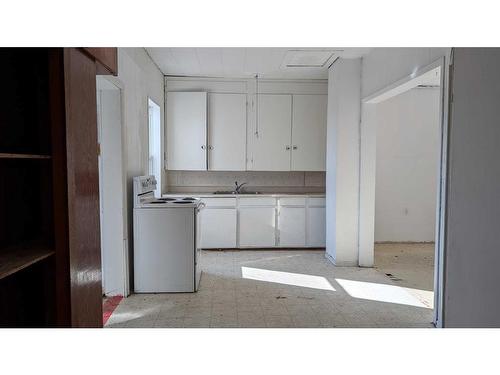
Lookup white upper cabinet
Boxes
[252,94,292,171]
[291,95,328,171]
[166,92,207,170]
[164,79,328,172]
[208,93,247,171]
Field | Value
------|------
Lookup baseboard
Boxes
[375,241,435,244]
[325,252,358,267]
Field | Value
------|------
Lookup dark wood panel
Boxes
[48,48,71,327]
[83,48,118,76]
[0,48,51,155]
[63,48,103,328]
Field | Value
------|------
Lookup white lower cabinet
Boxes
[307,206,326,247]
[239,207,276,247]
[278,206,306,247]
[200,208,237,248]
[189,195,325,249]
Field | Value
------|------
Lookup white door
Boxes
[200,208,237,248]
[166,92,207,170]
[278,207,306,247]
[291,94,328,171]
[252,94,292,171]
[239,207,276,247]
[307,206,326,247]
[208,93,247,171]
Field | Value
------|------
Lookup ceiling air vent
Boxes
[281,49,340,68]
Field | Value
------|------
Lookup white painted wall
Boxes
[325,58,361,266]
[358,48,450,269]
[374,88,440,242]
[115,48,165,189]
[362,48,449,98]
[105,48,165,294]
[443,48,500,327]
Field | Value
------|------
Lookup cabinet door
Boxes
[291,94,327,171]
[307,206,326,247]
[239,207,276,247]
[252,94,292,171]
[200,208,237,248]
[278,207,306,247]
[208,93,247,171]
[166,92,207,170]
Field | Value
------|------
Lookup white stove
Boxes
[134,176,203,209]
[133,176,203,293]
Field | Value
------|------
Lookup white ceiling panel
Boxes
[146,47,371,79]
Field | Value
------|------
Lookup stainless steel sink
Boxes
[212,191,261,195]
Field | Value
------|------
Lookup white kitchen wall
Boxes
[375,88,440,242]
[358,48,451,268]
[325,58,361,266]
[166,171,325,194]
[362,48,449,98]
[106,48,165,294]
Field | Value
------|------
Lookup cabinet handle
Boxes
[209,145,214,150]
[285,145,291,151]
[201,145,206,150]
[292,145,298,150]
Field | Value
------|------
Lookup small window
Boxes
[148,98,162,197]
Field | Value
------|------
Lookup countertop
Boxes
[162,192,326,198]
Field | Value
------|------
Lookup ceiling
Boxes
[146,48,371,79]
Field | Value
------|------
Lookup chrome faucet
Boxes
[234,181,248,194]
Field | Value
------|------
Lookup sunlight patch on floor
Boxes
[335,278,430,308]
[241,266,336,291]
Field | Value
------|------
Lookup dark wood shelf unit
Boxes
[0,152,52,159]
[1,47,116,328]
[0,244,55,280]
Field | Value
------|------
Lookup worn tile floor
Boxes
[375,243,435,309]
[106,250,434,328]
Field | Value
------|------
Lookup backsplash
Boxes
[165,171,326,194]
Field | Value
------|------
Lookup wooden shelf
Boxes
[0,153,51,160]
[0,245,55,280]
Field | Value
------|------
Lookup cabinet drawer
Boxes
[308,197,326,207]
[279,197,306,206]
[201,197,237,207]
[238,197,276,206]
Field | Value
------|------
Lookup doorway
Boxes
[96,77,129,297]
[361,59,447,326]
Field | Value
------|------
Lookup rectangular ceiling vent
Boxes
[281,49,340,68]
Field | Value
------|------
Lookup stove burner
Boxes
[149,200,166,204]
[181,197,196,201]
[158,197,176,201]
[173,200,193,204]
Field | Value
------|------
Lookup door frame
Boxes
[360,56,450,327]
[96,76,130,297]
